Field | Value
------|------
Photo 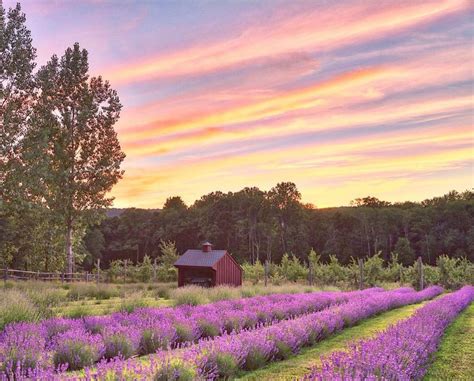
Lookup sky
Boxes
[5,0,474,208]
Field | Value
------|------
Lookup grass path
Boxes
[236,300,430,381]
[424,302,474,381]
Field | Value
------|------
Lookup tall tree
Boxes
[0,2,36,200]
[22,43,125,274]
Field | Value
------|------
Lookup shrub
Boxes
[138,255,153,283]
[0,323,46,373]
[242,261,264,284]
[215,353,239,379]
[174,323,195,344]
[67,283,119,301]
[154,359,196,381]
[139,327,174,355]
[171,286,209,306]
[207,286,240,302]
[53,329,103,371]
[198,320,220,338]
[103,327,139,360]
[0,290,41,330]
[157,240,179,282]
[244,348,267,370]
[154,284,173,299]
[274,340,293,360]
[119,295,147,313]
[279,254,308,282]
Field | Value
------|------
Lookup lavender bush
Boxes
[52,329,104,371]
[0,288,376,376]
[85,287,441,380]
[304,285,474,381]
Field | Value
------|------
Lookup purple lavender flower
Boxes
[304,286,473,381]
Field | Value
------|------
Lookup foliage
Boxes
[242,260,264,284]
[279,253,307,282]
[157,240,178,282]
[0,289,40,330]
[138,255,153,283]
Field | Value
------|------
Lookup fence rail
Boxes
[2,268,103,283]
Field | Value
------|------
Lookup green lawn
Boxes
[424,303,474,381]
[236,301,430,381]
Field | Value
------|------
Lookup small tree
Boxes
[394,237,415,266]
[279,253,307,282]
[138,255,153,283]
[157,240,178,282]
[242,261,264,284]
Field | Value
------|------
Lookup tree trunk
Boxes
[66,222,73,276]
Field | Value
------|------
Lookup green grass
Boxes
[236,301,430,381]
[424,303,474,381]
[52,297,173,317]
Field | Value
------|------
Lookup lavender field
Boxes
[1,284,471,380]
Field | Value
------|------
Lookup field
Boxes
[0,282,472,380]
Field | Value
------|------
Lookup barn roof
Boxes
[174,249,227,267]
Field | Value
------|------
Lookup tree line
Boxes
[83,186,472,271]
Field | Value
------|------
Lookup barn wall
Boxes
[215,254,242,286]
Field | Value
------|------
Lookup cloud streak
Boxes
[11,0,473,207]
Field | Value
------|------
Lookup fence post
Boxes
[3,268,8,285]
[123,259,128,283]
[61,273,65,283]
[358,258,364,290]
[308,263,314,286]
[264,260,269,287]
[153,258,157,282]
[96,259,100,285]
[418,256,424,290]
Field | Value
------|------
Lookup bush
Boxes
[437,255,469,289]
[157,240,179,282]
[0,323,46,373]
[119,294,147,313]
[171,286,209,306]
[242,261,264,284]
[103,333,136,360]
[154,359,196,381]
[279,254,308,282]
[207,286,240,302]
[67,283,119,301]
[244,347,268,370]
[0,290,41,330]
[198,320,220,338]
[53,329,103,370]
[139,328,170,355]
[215,353,239,379]
[138,255,153,283]
[174,323,195,344]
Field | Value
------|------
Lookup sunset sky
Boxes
[8,0,473,208]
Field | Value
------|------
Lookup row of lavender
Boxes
[69,286,442,380]
[0,288,380,376]
[304,285,474,381]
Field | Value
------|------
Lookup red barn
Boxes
[174,242,242,287]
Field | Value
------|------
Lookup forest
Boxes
[4,183,472,272]
[91,186,474,268]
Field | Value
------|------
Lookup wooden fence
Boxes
[2,268,103,283]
